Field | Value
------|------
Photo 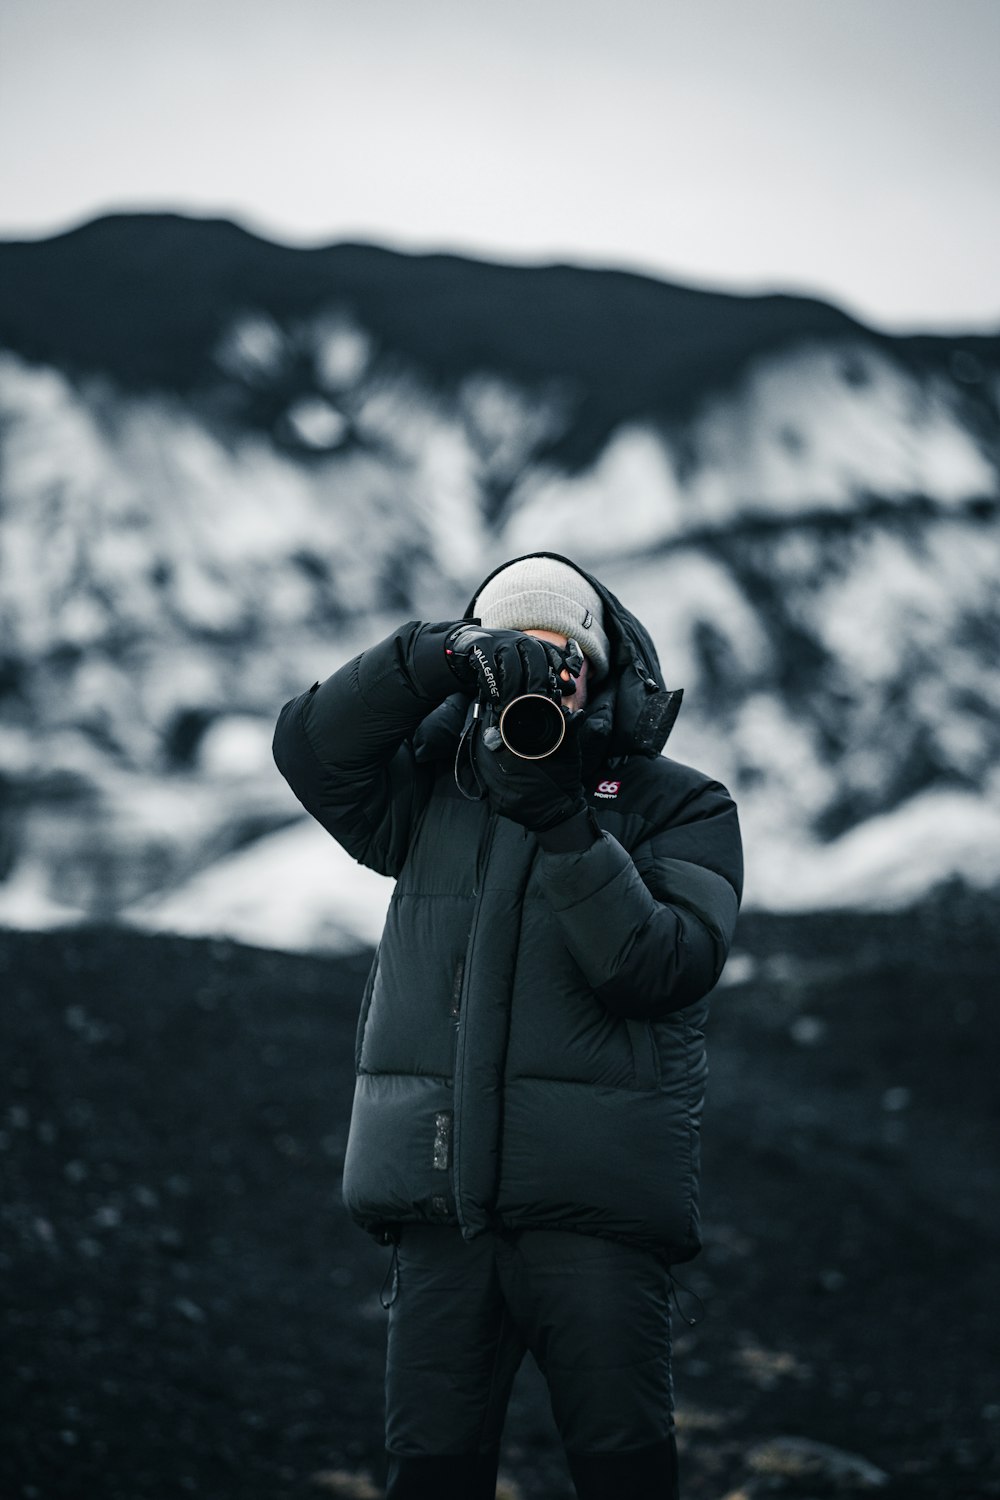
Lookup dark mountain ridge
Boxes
[3,212,996,470]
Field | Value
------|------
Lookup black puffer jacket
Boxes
[273,554,743,1262]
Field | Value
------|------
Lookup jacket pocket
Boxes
[626,1018,660,1090]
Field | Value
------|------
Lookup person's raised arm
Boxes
[272,620,458,876]
[272,619,567,876]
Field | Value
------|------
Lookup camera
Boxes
[490,637,584,760]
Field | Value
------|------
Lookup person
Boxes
[272,552,743,1500]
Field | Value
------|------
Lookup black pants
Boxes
[383,1225,679,1499]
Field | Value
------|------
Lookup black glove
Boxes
[472,715,587,832]
[444,624,566,705]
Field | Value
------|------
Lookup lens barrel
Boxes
[498,694,567,759]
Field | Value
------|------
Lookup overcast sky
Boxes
[1,0,997,333]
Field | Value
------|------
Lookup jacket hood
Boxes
[464,552,683,758]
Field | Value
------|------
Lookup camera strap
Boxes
[454,699,488,801]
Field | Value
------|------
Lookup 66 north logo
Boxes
[594,778,621,800]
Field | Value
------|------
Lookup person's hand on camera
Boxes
[443,625,566,704]
[473,715,586,832]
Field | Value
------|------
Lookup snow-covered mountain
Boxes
[0,213,997,952]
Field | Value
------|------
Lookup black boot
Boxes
[566,1434,679,1500]
[384,1448,502,1500]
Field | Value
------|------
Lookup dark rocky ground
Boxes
[2,883,999,1499]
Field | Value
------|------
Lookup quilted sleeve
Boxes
[272,619,459,877]
[533,774,743,1019]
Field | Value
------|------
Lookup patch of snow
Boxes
[0,723,118,785]
[214,313,287,384]
[733,693,841,827]
[0,859,87,932]
[503,425,686,559]
[121,819,392,954]
[601,549,774,690]
[459,374,571,489]
[310,314,373,392]
[197,715,276,779]
[812,520,1000,684]
[501,342,996,552]
[690,342,996,521]
[743,786,1000,912]
[412,425,488,580]
[715,950,757,988]
[284,396,348,450]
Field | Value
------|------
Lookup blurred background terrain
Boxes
[1,0,999,1494]
[1,206,997,1500]
[1,212,998,947]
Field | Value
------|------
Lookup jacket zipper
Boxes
[451,811,498,1235]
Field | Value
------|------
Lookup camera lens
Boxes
[499,695,566,759]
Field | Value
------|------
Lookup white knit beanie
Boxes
[473,557,611,681]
